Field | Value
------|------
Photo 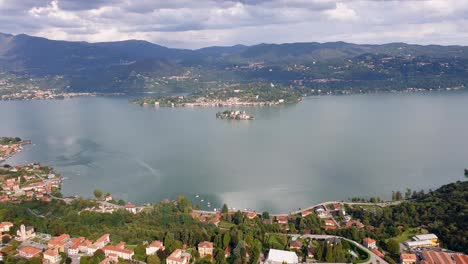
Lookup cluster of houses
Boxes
[0,143,23,161]
[0,163,62,203]
[400,250,468,264]
[1,221,222,264]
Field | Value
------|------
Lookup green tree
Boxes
[222,204,229,214]
[262,211,270,219]
[93,189,103,199]
[325,244,334,262]
[214,248,226,264]
[386,239,400,256]
[223,233,231,249]
[147,254,161,264]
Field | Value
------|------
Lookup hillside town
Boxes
[0,138,31,162]
[0,163,62,203]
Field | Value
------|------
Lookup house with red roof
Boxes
[166,249,191,264]
[276,216,288,224]
[103,242,134,261]
[400,253,417,264]
[289,240,303,250]
[94,234,110,249]
[198,241,214,258]
[0,222,13,232]
[146,240,165,255]
[324,219,337,230]
[124,204,137,214]
[363,237,376,249]
[18,246,42,259]
[48,234,70,252]
[43,248,61,264]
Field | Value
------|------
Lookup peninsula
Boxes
[0,137,31,161]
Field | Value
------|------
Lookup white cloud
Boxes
[0,0,466,48]
[325,2,358,22]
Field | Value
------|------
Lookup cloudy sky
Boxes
[0,0,467,49]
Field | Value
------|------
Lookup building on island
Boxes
[146,240,165,255]
[198,241,214,258]
[265,249,299,264]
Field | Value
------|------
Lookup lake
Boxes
[1,92,467,213]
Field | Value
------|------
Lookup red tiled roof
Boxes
[148,241,163,248]
[371,248,384,258]
[401,253,417,261]
[48,234,70,247]
[95,234,110,244]
[0,222,13,228]
[19,246,41,256]
[422,251,453,264]
[103,244,133,255]
[198,241,213,248]
[363,238,376,244]
[44,249,59,257]
[453,254,468,264]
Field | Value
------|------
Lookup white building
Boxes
[265,249,299,264]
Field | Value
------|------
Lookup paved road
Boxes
[289,234,389,264]
[194,200,403,216]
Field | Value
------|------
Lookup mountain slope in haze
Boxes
[0,32,467,94]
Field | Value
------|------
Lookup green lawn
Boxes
[218,221,236,229]
[387,227,426,243]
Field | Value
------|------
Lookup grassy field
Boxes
[387,227,426,243]
[218,221,236,229]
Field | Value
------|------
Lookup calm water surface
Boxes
[1,92,467,213]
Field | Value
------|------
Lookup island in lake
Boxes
[216,110,254,120]
[132,83,302,107]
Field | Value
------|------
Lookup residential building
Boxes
[400,253,417,264]
[276,216,288,224]
[48,234,70,252]
[363,237,377,249]
[166,249,191,264]
[301,210,312,217]
[16,224,36,241]
[324,219,337,230]
[265,249,299,264]
[146,240,165,255]
[289,241,303,250]
[407,234,439,248]
[198,241,214,258]
[0,222,13,232]
[18,246,42,259]
[94,234,111,249]
[124,204,137,214]
[245,212,257,219]
[421,250,453,263]
[43,249,61,264]
[103,242,134,261]
[453,254,468,264]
